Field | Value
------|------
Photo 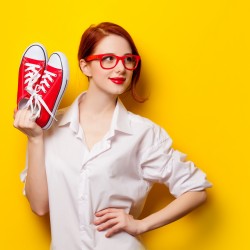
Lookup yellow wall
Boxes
[1,0,249,249]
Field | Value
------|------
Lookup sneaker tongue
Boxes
[46,64,62,72]
[25,57,45,66]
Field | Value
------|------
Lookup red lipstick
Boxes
[109,77,126,85]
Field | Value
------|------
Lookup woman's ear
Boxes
[79,59,92,77]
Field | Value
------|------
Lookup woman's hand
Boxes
[13,108,43,139]
[94,208,146,238]
[94,192,207,239]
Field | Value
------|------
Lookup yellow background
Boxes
[1,0,249,249]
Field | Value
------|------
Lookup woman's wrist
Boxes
[28,134,44,144]
[137,219,150,235]
[138,213,169,234]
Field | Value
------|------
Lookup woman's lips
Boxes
[109,77,126,84]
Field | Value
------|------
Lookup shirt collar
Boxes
[58,92,133,135]
[112,99,133,135]
[58,92,83,133]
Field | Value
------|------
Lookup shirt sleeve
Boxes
[140,126,212,198]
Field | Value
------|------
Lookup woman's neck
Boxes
[79,87,117,117]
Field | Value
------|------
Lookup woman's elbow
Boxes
[31,205,49,216]
[197,190,207,205]
[26,195,49,216]
[25,189,49,216]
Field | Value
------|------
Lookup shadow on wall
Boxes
[35,213,51,244]
[139,184,218,249]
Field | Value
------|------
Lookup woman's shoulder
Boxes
[128,111,156,127]
[127,111,170,141]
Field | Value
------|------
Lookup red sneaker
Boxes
[30,52,69,130]
[17,43,47,109]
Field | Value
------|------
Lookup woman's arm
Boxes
[14,108,49,216]
[94,190,207,237]
[139,190,207,233]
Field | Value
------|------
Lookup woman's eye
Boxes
[102,55,115,62]
[125,56,135,63]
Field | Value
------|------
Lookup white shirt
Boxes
[21,92,211,250]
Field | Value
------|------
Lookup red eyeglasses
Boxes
[85,54,140,70]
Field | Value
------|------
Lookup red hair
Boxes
[78,22,145,102]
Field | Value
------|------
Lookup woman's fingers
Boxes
[95,208,121,217]
[105,223,125,238]
[13,108,43,137]
[95,211,120,225]
[14,108,32,128]
[13,108,24,128]
[13,108,17,119]
[96,218,118,231]
[95,210,123,237]
[94,207,144,237]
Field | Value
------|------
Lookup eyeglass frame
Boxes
[84,54,141,70]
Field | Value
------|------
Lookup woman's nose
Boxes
[114,59,126,72]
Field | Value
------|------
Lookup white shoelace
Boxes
[24,66,57,121]
[24,63,42,92]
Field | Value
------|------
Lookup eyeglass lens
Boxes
[100,55,138,69]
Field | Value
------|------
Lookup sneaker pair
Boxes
[17,43,69,130]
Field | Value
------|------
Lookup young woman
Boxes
[14,22,211,250]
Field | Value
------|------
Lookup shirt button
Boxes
[80,194,87,200]
[81,167,90,174]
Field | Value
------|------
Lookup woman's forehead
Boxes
[93,34,132,54]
